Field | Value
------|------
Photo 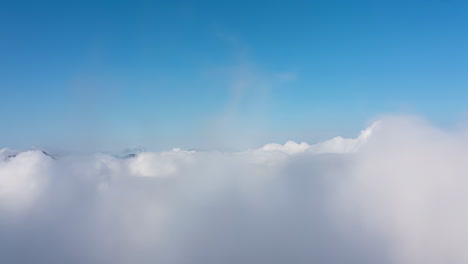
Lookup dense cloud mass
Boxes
[1,116,467,264]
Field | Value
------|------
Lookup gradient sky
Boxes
[2,0,468,151]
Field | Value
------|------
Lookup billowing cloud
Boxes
[260,122,377,154]
[0,116,466,263]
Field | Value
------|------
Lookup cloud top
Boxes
[0,116,466,264]
[260,121,377,154]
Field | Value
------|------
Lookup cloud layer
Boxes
[0,116,467,264]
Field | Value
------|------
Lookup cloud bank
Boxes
[0,116,467,264]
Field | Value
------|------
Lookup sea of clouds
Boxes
[1,115,468,264]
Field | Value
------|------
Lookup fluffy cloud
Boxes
[260,122,377,154]
[0,150,52,210]
[341,116,468,264]
[0,116,466,263]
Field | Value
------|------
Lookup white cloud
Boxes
[0,150,51,210]
[260,121,377,154]
[0,116,467,264]
[127,149,195,178]
[340,116,468,264]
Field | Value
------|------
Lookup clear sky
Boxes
[2,0,468,151]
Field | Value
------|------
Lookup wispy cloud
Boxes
[199,33,299,150]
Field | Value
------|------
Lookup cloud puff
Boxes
[341,116,468,264]
[0,116,467,264]
[0,150,52,210]
[260,122,377,154]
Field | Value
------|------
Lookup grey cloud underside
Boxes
[1,116,467,264]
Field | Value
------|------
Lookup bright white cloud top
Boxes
[1,116,467,264]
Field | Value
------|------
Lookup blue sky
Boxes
[2,0,468,151]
